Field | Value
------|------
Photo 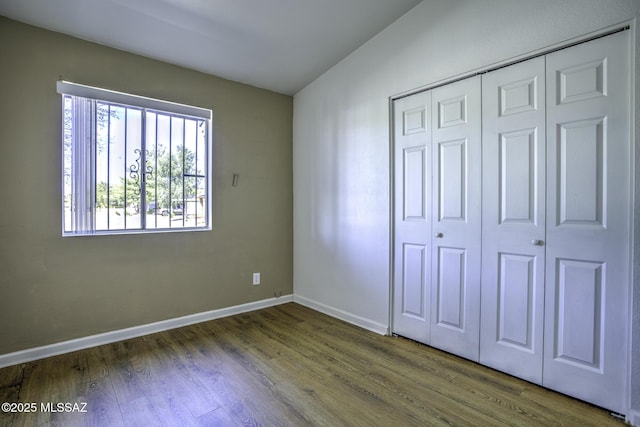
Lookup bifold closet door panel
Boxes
[543,30,630,414]
[480,56,546,384]
[430,76,482,362]
[392,91,432,344]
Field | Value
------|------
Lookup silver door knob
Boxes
[435,232,443,238]
[531,239,544,246]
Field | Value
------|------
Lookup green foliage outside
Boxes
[97,145,197,214]
[65,98,205,218]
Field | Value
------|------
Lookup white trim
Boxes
[627,16,638,423]
[56,80,212,120]
[293,294,389,335]
[388,95,396,337]
[0,295,292,369]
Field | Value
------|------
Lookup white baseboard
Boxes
[293,294,389,335]
[0,295,293,369]
[628,409,640,427]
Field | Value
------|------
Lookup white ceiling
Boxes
[0,0,422,95]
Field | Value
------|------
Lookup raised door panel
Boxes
[544,31,630,413]
[403,146,427,221]
[480,56,546,384]
[400,244,428,319]
[435,247,466,330]
[553,259,604,370]
[557,118,605,226]
[497,253,536,351]
[392,92,432,344]
[430,76,481,362]
[499,129,537,224]
[438,139,466,221]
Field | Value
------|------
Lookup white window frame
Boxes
[58,81,213,236]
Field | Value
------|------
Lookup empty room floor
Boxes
[0,303,625,426]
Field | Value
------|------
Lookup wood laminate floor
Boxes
[0,303,626,426]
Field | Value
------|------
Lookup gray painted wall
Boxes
[0,16,293,355]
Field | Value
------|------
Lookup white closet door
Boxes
[480,57,546,383]
[392,91,432,344]
[544,31,630,413]
[430,76,482,361]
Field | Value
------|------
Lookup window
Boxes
[58,81,212,235]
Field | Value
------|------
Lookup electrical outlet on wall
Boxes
[252,272,260,285]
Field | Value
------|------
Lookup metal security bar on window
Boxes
[59,81,211,235]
